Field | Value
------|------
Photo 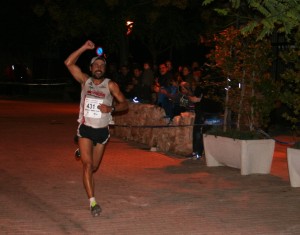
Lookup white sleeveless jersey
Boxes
[78,78,113,128]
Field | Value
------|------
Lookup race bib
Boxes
[84,97,103,118]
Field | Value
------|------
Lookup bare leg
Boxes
[79,137,106,199]
[79,137,94,199]
[92,143,106,172]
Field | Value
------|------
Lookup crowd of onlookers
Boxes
[106,59,225,160]
[105,59,293,159]
[106,60,208,120]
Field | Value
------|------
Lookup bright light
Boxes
[126,21,134,26]
[96,47,103,56]
[126,20,134,35]
[133,97,139,103]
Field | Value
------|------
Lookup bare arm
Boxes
[64,40,95,84]
[189,94,202,103]
[109,81,128,112]
[98,81,129,113]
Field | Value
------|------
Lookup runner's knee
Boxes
[83,162,93,173]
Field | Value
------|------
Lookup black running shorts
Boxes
[78,124,110,146]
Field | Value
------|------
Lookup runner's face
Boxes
[91,60,106,79]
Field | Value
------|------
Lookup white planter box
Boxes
[203,134,275,175]
[287,147,300,187]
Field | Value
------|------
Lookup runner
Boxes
[64,40,128,217]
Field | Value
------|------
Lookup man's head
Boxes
[192,67,202,81]
[120,65,130,76]
[165,60,173,71]
[182,65,191,76]
[143,61,152,70]
[133,66,142,78]
[158,63,168,75]
[90,56,107,80]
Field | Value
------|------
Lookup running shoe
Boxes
[74,148,81,159]
[91,203,102,217]
[186,152,197,159]
[192,153,201,160]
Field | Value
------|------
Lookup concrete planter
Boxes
[203,134,275,175]
[287,147,300,187]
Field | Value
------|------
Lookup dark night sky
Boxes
[0,0,211,81]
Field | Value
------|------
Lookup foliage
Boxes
[202,0,300,40]
[292,141,300,149]
[206,126,269,140]
[202,0,300,141]
[279,26,300,131]
[207,26,279,133]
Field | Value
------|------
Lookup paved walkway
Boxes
[0,99,300,235]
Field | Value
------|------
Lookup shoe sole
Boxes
[92,211,101,217]
[192,156,201,160]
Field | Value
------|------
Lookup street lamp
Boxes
[126,20,134,35]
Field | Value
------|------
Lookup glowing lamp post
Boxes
[126,20,134,35]
[120,20,134,66]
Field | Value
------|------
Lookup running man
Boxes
[64,40,128,217]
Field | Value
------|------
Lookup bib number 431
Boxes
[84,97,103,118]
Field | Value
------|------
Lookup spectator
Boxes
[186,80,205,160]
[159,77,181,120]
[141,61,155,103]
[191,61,200,71]
[178,81,194,112]
[154,62,173,118]
[118,65,132,97]
[124,65,143,100]
[187,75,223,160]
[165,60,174,76]
[190,67,203,92]
[106,62,120,83]
[181,65,193,84]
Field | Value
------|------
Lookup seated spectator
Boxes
[165,60,174,76]
[124,66,144,101]
[181,65,193,84]
[154,62,173,118]
[159,78,180,119]
[106,62,120,83]
[117,65,132,96]
[176,81,194,113]
[141,61,155,103]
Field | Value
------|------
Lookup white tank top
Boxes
[78,78,113,128]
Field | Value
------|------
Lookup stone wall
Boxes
[111,103,195,156]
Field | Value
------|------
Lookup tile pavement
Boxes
[0,99,300,235]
